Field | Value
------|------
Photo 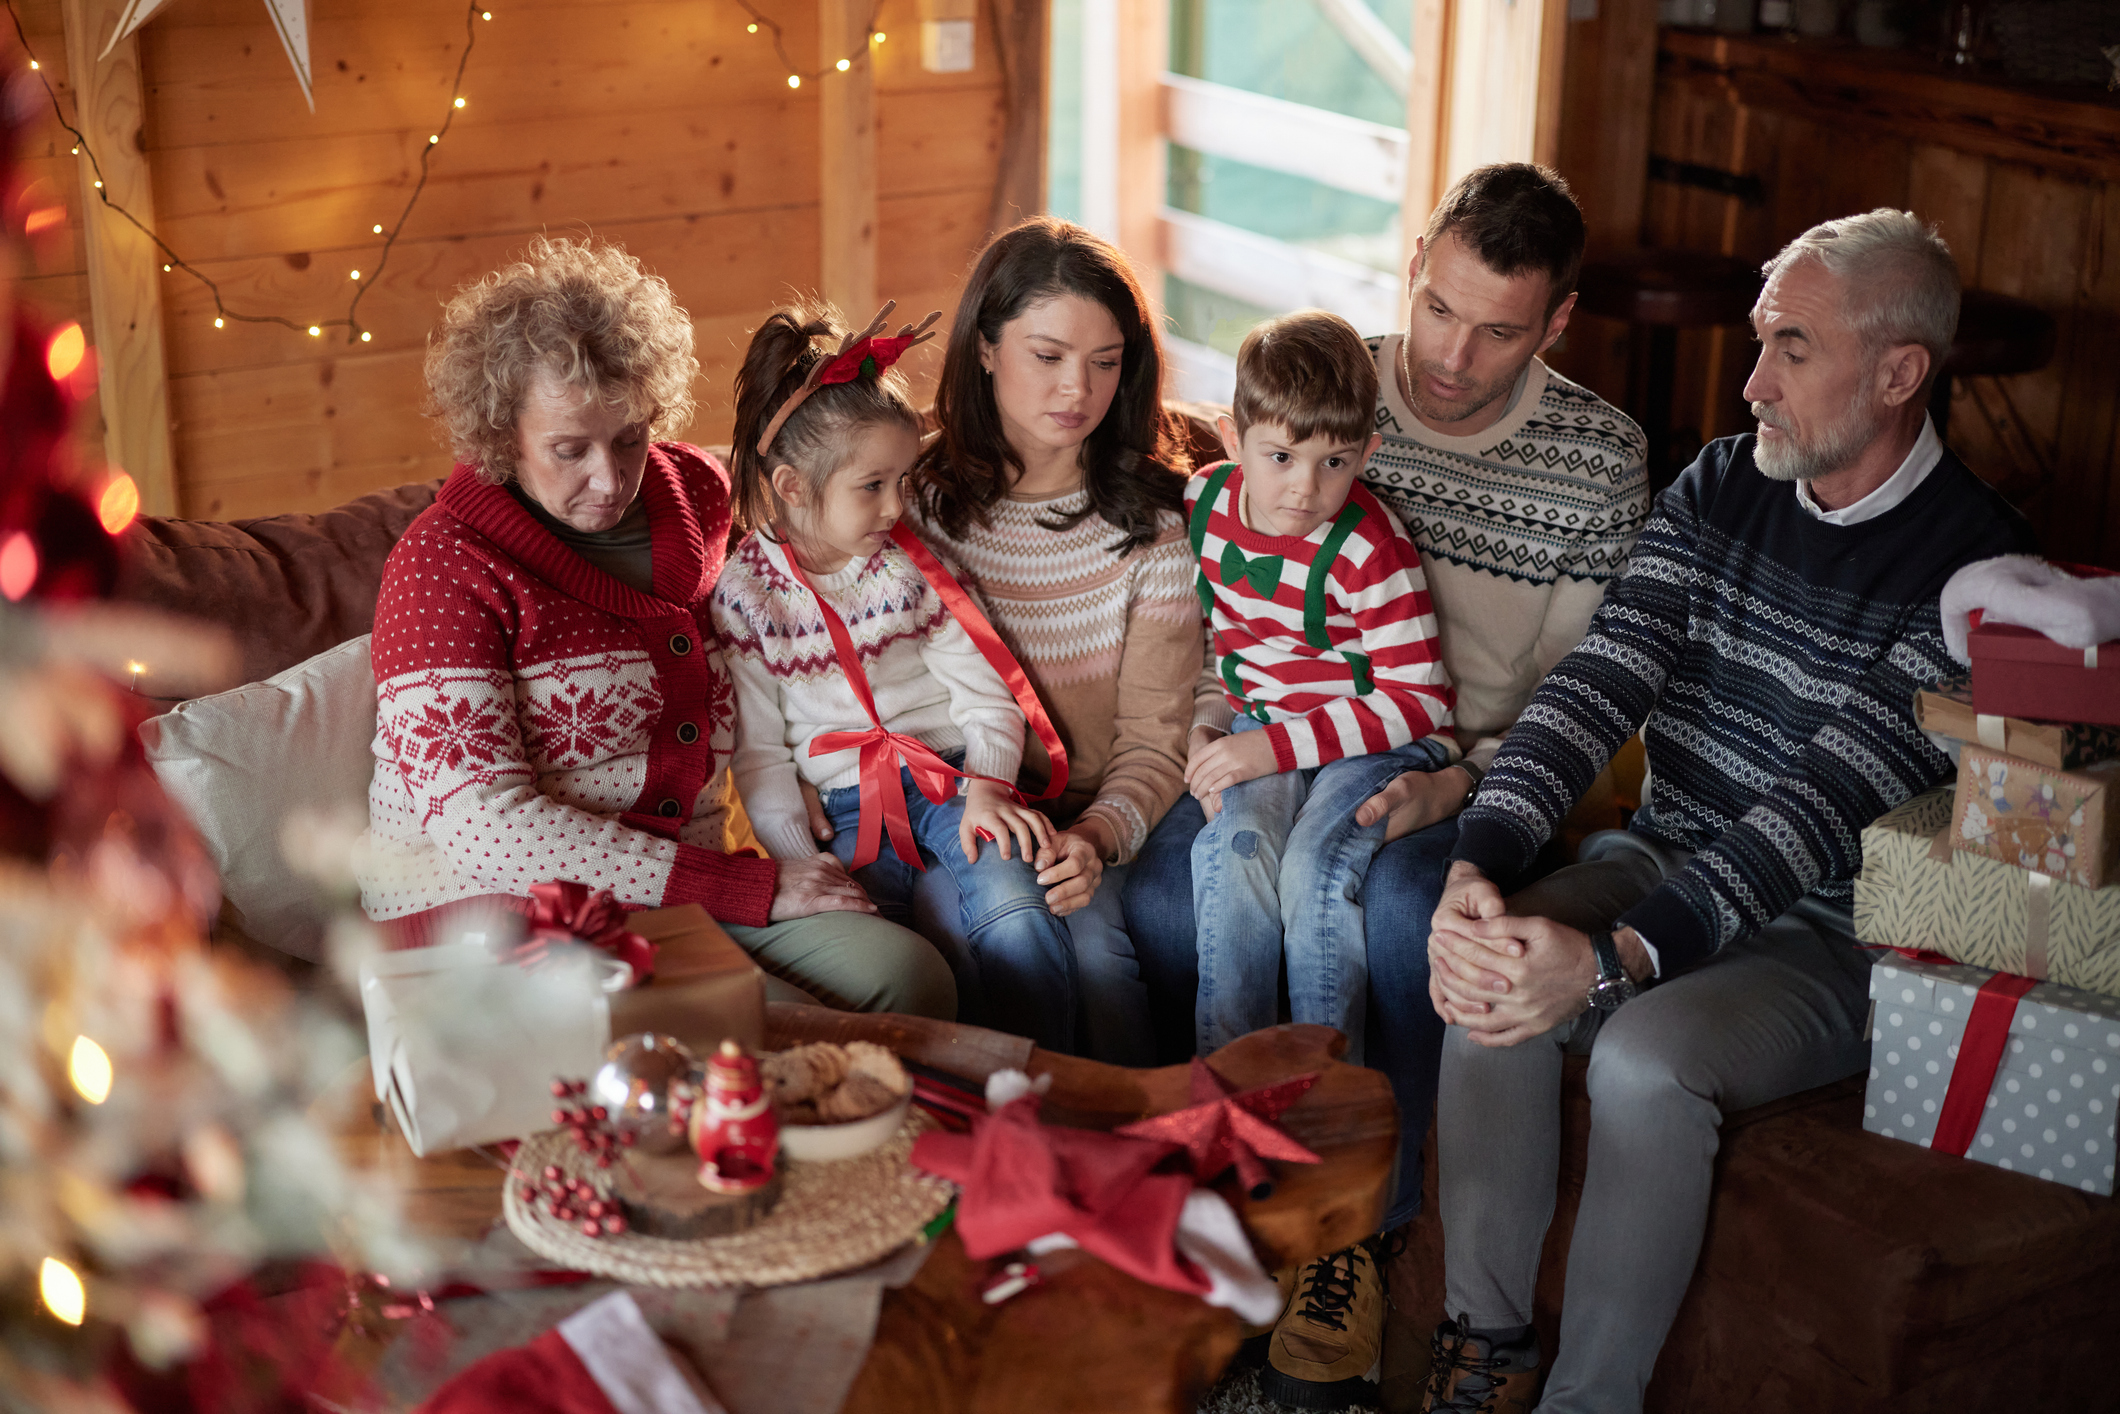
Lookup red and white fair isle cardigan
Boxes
[357,443,778,928]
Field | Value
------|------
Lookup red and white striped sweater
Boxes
[358,443,778,927]
[1186,461,1454,771]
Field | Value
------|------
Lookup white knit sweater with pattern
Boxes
[708,532,1026,864]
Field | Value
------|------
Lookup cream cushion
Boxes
[139,635,376,961]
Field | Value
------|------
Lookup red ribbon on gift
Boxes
[770,525,1069,872]
[511,881,657,986]
[1933,970,2037,1156]
[1867,944,2038,1158]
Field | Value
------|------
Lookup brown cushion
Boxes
[114,480,442,699]
[1396,1060,2120,1411]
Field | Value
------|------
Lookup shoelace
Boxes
[1291,1245,1370,1333]
[1424,1318,1516,1413]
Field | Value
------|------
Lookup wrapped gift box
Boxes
[1865,954,2120,1195]
[612,903,765,1056]
[1968,619,2120,728]
[1948,747,2120,890]
[358,902,763,1156]
[1855,790,2120,997]
[1915,675,2120,772]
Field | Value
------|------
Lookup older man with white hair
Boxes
[1414,210,2037,1414]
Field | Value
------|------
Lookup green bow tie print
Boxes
[1220,541,1284,598]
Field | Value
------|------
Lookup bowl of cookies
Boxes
[763,1041,913,1162]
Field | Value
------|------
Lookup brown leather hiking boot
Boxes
[1240,1263,1301,1344]
[1261,1238,1390,1409]
[1419,1318,1541,1413]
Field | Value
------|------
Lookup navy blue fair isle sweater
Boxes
[1450,435,2035,973]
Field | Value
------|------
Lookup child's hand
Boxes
[1184,728,1279,805]
[961,778,1053,863]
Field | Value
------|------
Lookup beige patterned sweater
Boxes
[906,488,1203,864]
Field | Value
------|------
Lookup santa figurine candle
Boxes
[690,1039,779,1194]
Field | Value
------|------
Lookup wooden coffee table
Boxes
[318,1007,1397,1413]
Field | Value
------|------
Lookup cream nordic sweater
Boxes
[905,489,1203,865]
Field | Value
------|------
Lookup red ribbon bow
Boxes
[1867,944,2036,1158]
[773,525,1069,872]
[512,881,657,987]
[816,331,925,388]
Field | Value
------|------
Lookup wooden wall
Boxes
[9,0,1023,520]
[1551,27,2120,570]
[7,1,106,476]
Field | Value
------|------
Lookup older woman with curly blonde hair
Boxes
[356,236,954,1017]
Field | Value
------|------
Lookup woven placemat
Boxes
[502,1111,955,1288]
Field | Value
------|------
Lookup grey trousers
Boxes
[1437,834,1875,1413]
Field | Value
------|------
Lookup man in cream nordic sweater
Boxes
[1122,162,1650,1407]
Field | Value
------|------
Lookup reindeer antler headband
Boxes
[754,300,943,457]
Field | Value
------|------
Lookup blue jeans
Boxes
[1122,792,1213,1066]
[1124,767,1458,1228]
[1191,718,1450,1067]
[908,805,1214,1066]
[1364,816,1458,1229]
[820,758,1076,1053]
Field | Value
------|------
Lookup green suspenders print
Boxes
[1189,463,1377,723]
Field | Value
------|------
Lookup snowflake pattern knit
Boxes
[359,444,776,927]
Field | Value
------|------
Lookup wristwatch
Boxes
[1586,930,1639,1013]
[1455,759,1485,810]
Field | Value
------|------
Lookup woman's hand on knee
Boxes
[769,853,877,921]
[1034,822,1110,917]
[800,778,833,842]
[961,780,1052,862]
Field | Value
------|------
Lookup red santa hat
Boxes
[418,1290,725,1414]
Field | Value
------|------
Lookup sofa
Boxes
[117,464,2120,1411]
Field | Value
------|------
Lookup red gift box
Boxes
[1968,564,2120,728]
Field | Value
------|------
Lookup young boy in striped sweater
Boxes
[1185,310,1456,1065]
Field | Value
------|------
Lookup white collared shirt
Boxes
[1795,415,1943,525]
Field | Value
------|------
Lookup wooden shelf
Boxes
[1658,27,2120,181]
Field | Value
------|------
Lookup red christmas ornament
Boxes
[1115,1059,1322,1198]
[689,1040,779,1194]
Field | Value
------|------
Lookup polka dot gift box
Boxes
[1866,954,2120,1194]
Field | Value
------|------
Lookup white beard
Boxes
[1752,388,1883,484]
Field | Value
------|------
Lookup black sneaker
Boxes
[1420,1317,1541,1413]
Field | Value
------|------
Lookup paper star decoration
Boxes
[1116,1058,1322,1198]
[102,0,316,111]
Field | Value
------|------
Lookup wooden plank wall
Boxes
[1551,30,2120,569]
[12,0,1016,520]
[6,0,107,476]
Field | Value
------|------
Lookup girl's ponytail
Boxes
[730,306,834,536]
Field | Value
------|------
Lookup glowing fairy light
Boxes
[69,1035,113,1104]
[40,1258,85,1325]
[45,323,85,381]
[787,74,800,88]
[836,57,850,71]
[97,473,140,534]
[1,533,40,601]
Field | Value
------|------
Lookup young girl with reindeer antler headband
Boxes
[709,301,1081,1052]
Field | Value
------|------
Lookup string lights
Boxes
[2,0,486,345]
[732,0,886,90]
[3,2,891,347]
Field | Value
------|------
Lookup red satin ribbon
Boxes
[773,525,1069,872]
[511,880,658,986]
[1932,970,2037,1157]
